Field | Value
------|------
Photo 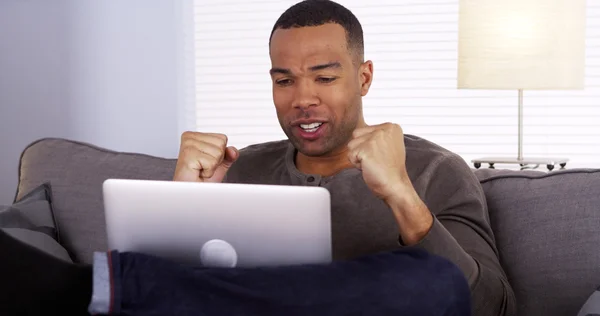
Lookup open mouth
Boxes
[299,122,323,133]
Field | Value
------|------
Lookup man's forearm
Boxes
[385,178,477,282]
[394,214,516,316]
[386,185,434,246]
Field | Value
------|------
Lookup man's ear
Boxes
[359,60,374,97]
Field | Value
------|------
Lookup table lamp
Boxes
[457,0,586,171]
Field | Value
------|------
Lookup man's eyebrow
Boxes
[269,67,291,76]
[269,62,342,76]
[309,62,342,72]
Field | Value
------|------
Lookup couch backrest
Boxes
[475,168,600,316]
[15,138,177,263]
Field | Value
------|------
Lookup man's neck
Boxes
[295,147,355,177]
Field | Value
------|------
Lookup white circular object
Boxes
[199,239,238,268]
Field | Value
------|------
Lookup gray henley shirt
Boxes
[223,134,516,316]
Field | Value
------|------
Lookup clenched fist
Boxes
[348,123,433,245]
[347,123,408,203]
[173,131,239,183]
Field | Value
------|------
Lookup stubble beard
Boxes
[281,106,360,158]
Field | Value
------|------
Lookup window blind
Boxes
[191,0,600,169]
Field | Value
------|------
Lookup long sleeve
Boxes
[402,152,517,316]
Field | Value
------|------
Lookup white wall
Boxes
[0,0,186,204]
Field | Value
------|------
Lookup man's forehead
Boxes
[270,24,348,54]
[271,48,344,65]
[269,24,350,68]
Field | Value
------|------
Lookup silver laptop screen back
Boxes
[103,179,332,268]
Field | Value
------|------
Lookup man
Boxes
[0,1,515,315]
[174,0,515,315]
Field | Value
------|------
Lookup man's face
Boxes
[269,23,372,157]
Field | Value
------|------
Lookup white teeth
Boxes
[300,122,323,130]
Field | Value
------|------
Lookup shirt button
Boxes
[307,176,315,182]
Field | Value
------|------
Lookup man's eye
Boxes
[317,77,336,83]
[276,79,293,86]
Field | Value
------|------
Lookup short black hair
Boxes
[269,0,364,62]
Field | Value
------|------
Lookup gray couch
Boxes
[11,138,600,316]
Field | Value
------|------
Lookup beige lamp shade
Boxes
[458,0,587,90]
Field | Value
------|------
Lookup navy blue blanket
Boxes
[90,247,471,316]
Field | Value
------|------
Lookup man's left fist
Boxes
[347,123,409,202]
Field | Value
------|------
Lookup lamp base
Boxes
[471,157,569,171]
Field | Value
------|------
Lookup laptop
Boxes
[102,179,332,268]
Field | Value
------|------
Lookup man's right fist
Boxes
[173,131,239,183]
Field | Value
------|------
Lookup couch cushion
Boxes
[578,285,600,316]
[15,138,177,264]
[1,182,71,262]
[475,168,600,316]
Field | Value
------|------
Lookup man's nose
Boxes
[293,80,319,110]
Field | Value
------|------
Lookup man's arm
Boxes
[394,153,517,316]
[346,123,516,315]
